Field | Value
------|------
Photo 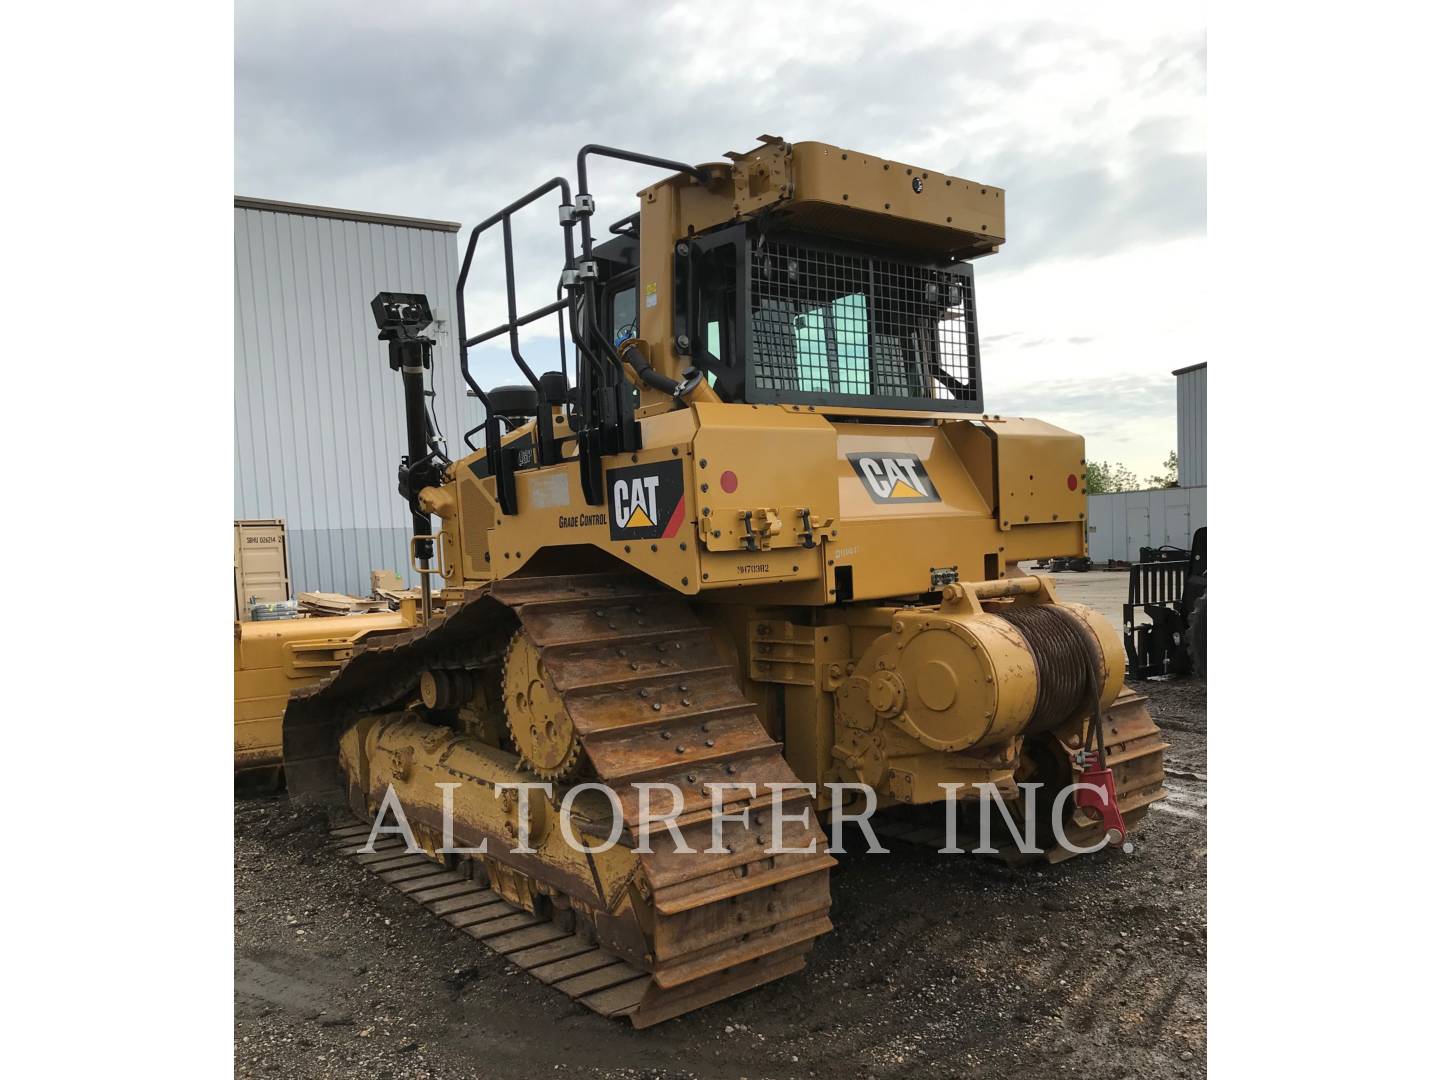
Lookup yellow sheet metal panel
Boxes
[649,135,1005,282]
[787,141,1005,258]
[833,423,990,523]
[233,610,409,771]
[951,419,1086,532]
[692,403,838,555]
[985,418,1087,532]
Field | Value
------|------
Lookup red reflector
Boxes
[720,470,739,493]
[1067,474,1078,491]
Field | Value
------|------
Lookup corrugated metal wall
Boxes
[1085,487,1207,563]
[234,204,474,596]
[1176,364,1207,487]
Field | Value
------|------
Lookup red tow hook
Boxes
[1074,750,1130,851]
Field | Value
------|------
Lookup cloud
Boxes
[236,1,1205,474]
[237,3,1206,277]
[990,372,1177,475]
[993,371,1172,419]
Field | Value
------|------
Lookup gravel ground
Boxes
[235,676,1205,1079]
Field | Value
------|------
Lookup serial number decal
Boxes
[846,451,940,504]
[736,563,770,575]
[558,512,608,529]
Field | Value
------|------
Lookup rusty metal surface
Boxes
[328,822,650,1020]
[288,573,835,1027]
[288,570,1159,1026]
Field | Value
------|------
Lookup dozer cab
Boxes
[284,137,1168,1027]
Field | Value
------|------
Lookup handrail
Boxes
[466,297,569,348]
[609,211,640,236]
[568,145,715,455]
[455,176,575,408]
[451,146,716,511]
[573,145,712,268]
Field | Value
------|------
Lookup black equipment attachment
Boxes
[1123,527,1207,679]
[372,291,444,619]
[1042,555,1093,573]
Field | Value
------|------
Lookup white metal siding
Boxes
[1085,487,1207,563]
[234,207,473,595]
[1176,365,1207,487]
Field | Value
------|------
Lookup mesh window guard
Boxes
[749,239,981,407]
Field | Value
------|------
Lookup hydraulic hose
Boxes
[617,339,702,400]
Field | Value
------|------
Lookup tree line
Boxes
[1085,450,1178,494]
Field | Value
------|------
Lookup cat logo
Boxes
[847,451,940,504]
[607,459,687,541]
[621,484,657,529]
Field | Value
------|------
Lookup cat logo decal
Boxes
[607,459,687,540]
[847,451,940,504]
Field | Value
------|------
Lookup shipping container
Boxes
[234,518,292,618]
[1085,487,1206,563]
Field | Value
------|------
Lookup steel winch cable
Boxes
[993,603,1105,752]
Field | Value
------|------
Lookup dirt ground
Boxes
[235,669,1205,1079]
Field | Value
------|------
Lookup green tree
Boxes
[1145,450,1179,489]
[1085,460,1139,494]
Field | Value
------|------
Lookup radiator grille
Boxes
[749,240,980,406]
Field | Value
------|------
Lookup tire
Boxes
[1188,588,1206,678]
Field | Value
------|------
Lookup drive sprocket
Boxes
[501,628,582,781]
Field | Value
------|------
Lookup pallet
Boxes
[327,821,651,1019]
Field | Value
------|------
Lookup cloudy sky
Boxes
[237,1,1205,476]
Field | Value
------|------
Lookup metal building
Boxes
[1173,361,1207,487]
[1083,362,1208,563]
[234,196,471,596]
[1085,487,1207,563]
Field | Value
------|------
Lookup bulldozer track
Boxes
[326,821,655,1018]
[285,572,835,1027]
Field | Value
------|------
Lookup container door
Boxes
[1125,501,1150,562]
[235,520,291,614]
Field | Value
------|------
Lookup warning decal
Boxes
[607,459,687,541]
[847,451,940,504]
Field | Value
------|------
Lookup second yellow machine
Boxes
[285,136,1167,1027]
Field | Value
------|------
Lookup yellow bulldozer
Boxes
[281,136,1167,1027]
[234,609,411,780]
